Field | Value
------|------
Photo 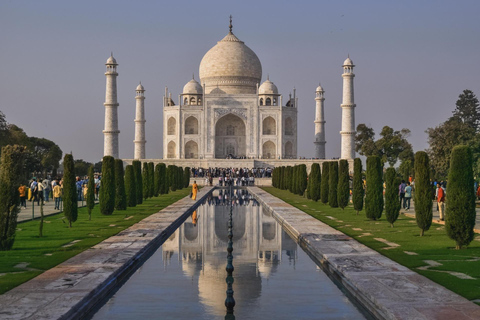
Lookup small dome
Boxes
[259,79,278,95]
[316,84,324,92]
[106,54,117,65]
[343,57,353,66]
[183,78,203,94]
[136,83,144,91]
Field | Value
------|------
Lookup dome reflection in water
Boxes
[91,189,365,320]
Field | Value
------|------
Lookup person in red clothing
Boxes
[476,184,480,200]
[18,184,27,209]
[437,183,446,221]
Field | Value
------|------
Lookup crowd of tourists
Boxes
[397,178,448,220]
[190,167,272,186]
[18,174,102,211]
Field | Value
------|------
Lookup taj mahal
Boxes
[103,18,357,168]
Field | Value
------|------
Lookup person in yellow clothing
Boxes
[53,182,62,210]
[18,184,27,209]
[191,181,198,200]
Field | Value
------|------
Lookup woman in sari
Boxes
[191,180,198,200]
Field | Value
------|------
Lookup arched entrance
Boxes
[262,141,276,159]
[215,114,246,158]
[185,141,198,159]
[167,141,176,158]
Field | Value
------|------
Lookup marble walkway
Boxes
[0,187,212,320]
[249,187,480,320]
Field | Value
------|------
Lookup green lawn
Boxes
[0,188,191,294]
[263,187,480,303]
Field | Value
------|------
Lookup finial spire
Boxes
[229,15,233,33]
[111,51,113,57]
[192,73,195,80]
[267,74,269,81]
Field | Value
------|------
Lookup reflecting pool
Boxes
[91,189,365,319]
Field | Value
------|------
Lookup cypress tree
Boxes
[86,165,95,220]
[286,166,292,192]
[63,153,78,226]
[148,162,155,198]
[446,146,476,249]
[159,163,168,194]
[125,165,136,207]
[154,163,161,197]
[184,167,191,188]
[310,163,321,202]
[365,156,383,220]
[414,151,432,236]
[306,169,312,199]
[292,165,299,194]
[100,156,115,215]
[328,162,339,207]
[132,160,143,204]
[114,159,127,210]
[168,165,177,191]
[0,145,26,250]
[321,162,330,204]
[178,166,184,190]
[298,164,308,196]
[142,162,149,200]
[337,160,350,209]
[352,158,364,215]
[385,167,400,227]
[278,167,283,190]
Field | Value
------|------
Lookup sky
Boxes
[1,0,479,163]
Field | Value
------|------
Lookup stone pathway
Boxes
[250,187,480,320]
[17,199,98,223]
[401,200,480,233]
[0,187,212,320]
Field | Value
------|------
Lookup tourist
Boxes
[42,177,51,202]
[398,180,406,209]
[30,177,38,205]
[191,180,198,200]
[477,184,480,200]
[53,180,62,210]
[37,179,44,205]
[18,183,27,209]
[404,182,412,210]
[191,210,198,226]
[436,183,446,221]
[76,176,83,201]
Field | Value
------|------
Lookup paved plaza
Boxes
[17,199,98,223]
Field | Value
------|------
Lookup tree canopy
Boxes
[355,124,413,166]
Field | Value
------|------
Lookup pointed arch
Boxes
[185,140,199,159]
[262,116,276,135]
[167,141,176,158]
[185,116,199,135]
[262,141,276,159]
[167,117,176,135]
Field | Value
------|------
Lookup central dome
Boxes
[199,31,262,94]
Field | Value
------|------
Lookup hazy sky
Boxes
[1,0,479,163]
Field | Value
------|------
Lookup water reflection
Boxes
[162,189,297,317]
[92,188,365,320]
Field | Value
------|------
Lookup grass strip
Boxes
[0,188,191,294]
[262,187,480,303]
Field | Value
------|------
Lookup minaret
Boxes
[134,82,146,159]
[314,84,326,159]
[340,56,356,160]
[103,53,120,158]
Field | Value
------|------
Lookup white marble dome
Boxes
[183,78,203,94]
[343,57,354,66]
[259,79,278,95]
[106,55,117,65]
[316,84,324,92]
[136,83,144,91]
[199,31,262,94]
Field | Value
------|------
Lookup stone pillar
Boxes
[103,54,120,159]
[134,83,146,159]
[314,85,326,159]
[340,57,356,160]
